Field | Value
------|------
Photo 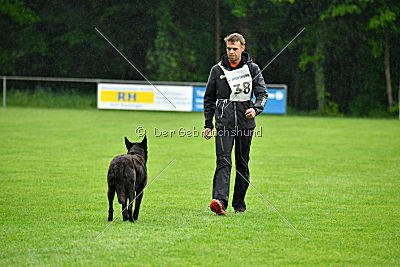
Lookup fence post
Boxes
[2,76,5,108]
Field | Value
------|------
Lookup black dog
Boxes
[107,136,148,222]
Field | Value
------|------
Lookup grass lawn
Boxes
[0,107,399,265]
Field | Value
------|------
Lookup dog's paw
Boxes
[108,216,113,221]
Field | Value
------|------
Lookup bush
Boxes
[5,87,96,109]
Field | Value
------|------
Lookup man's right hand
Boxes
[204,128,212,140]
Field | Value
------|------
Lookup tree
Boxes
[222,0,256,50]
[216,0,221,63]
[322,0,399,111]
[368,2,398,111]
[0,0,45,75]
[146,0,215,82]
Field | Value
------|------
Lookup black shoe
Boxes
[235,208,246,213]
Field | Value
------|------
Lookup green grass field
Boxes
[0,107,399,265]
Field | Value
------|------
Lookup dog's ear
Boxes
[139,135,147,149]
[125,137,133,151]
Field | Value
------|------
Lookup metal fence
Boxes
[1,75,207,108]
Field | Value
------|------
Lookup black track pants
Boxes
[212,128,253,210]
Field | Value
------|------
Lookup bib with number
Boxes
[218,62,252,101]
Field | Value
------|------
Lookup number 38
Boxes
[233,82,251,94]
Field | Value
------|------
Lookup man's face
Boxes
[226,41,245,63]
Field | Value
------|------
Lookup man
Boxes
[203,33,268,215]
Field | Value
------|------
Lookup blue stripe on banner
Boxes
[192,86,206,112]
[192,86,286,114]
[257,88,287,114]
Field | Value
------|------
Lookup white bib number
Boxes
[219,63,252,101]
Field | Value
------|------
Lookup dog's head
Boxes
[125,136,148,163]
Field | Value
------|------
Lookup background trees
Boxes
[1,0,399,116]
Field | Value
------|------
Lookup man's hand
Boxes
[204,128,212,140]
[245,108,256,119]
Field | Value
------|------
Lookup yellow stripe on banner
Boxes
[100,91,154,103]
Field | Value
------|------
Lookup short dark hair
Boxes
[224,33,245,46]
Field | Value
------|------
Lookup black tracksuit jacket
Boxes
[204,52,268,130]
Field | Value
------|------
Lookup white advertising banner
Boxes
[97,83,193,112]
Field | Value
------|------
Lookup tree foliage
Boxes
[1,0,399,116]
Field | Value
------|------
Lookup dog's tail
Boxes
[109,164,126,205]
[116,187,126,205]
[115,178,126,206]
